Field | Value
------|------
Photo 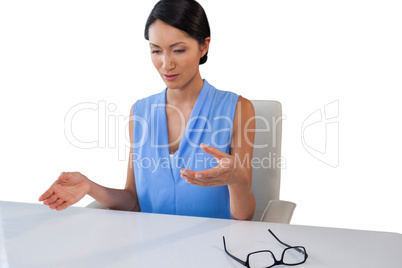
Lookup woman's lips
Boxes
[163,74,179,81]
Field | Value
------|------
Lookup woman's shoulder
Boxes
[237,96,254,111]
[210,82,253,110]
[209,83,239,103]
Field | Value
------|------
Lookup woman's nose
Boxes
[162,53,175,71]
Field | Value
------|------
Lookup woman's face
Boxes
[148,20,209,91]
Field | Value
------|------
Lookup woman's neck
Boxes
[166,73,204,107]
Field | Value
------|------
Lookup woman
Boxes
[39,0,256,220]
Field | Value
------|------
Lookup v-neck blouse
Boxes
[132,79,239,219]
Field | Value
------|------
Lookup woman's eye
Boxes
[151,50,161,54]
[174,49,185,53]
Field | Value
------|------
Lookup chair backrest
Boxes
[250,100,283,221]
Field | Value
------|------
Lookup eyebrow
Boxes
[149,42,186,48]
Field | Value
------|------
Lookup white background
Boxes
[1,0,401,234]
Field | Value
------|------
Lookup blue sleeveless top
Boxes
[132,80,239,219]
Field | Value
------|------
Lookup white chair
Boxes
[88,100,296,223]
[250,100,296,223]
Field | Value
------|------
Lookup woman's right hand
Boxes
[39,172,91,211]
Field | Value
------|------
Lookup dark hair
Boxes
[144,0,211,65]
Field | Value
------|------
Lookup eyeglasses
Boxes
[223,229,308,268]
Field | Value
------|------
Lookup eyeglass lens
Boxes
[248,251,275,268]
[283,247,306,264]
[247,247,306,268]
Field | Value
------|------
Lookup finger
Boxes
[181,166,225,180]
[49,198,64,210]
[181,172,221,184]
[200,143,228,160]
[57,172,72,183]
[56,201,71,211]
[43,194,59,205]
[180,168,197,178]
[39,171,68,202]
[194,166,223,179]
[185,177,222,187]
[39,189,54,202]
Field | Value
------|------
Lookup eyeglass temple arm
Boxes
[222,236,247,266]
[268,229,305,255]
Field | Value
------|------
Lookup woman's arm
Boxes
[227,97,256,220]
[179,97,256,220]
[39,104,139,211]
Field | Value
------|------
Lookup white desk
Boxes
[0,201,401,268]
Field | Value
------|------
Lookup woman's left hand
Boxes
[180,143,246,187]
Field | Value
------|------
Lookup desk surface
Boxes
[1,201,401,268]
